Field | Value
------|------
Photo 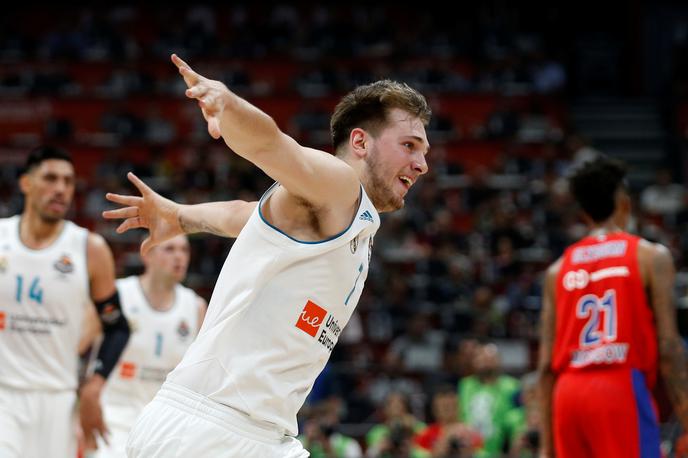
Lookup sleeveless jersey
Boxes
[101,276,201,417]
[552,232,658,387]
[167,184,380,436]
[0,215,90,391]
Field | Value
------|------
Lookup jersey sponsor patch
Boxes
[295,300,327,337]
[0,311,5,330]
[563,266,630,291]
[120,361,136,379]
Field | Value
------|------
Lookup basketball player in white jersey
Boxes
[0,146,130,457]
[104,54,431,457]
[87,234,206,457]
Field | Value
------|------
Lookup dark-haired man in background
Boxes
[0,146,130,457]
[537,157,688,457]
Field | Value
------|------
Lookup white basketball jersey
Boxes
[0,215,90,391]
[167,184,380,436]
[101,276,201,419]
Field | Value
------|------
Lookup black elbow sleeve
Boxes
[93,291,130,379]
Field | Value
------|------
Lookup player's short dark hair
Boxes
[330,80,431,153]
[24,146,73,173]
[568,157,628,223]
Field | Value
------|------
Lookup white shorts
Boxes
[126,382,309,458]
[0,386,77,458]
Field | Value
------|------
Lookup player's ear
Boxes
[615,188,631,215]
[18,173,31,195]
[350,128,369,159]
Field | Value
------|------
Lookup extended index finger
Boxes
[171,54,201,82]
[105,193,142,207]
[127,172,154,196]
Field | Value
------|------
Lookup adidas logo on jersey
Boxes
[359,210,374,223]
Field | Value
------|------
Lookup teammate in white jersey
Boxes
[104,54,431,457]
[0,147,130,458]
[88,234,206,457]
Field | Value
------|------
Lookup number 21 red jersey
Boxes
[552,232,658,388]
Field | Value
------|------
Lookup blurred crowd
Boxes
[1,3,688,457]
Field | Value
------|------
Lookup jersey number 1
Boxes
[155,332,163,357]
[576,289,617,347]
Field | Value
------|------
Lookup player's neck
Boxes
[588,222,623,238]
[19,211,65,249]
[139,274,176,312]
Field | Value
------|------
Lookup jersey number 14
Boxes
[15,275,44,305]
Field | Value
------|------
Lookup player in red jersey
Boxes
[537,157,688,457]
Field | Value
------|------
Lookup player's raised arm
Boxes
[103,173,257,254]
[171,54,360,211]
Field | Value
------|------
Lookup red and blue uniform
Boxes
[552,232,660,458]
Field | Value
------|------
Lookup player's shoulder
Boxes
[115,275,138,289]
[546,256,564,277]
[638,238,672,263]
[85,231,113,254]
[175,282,202,301]
[0,214,19,229]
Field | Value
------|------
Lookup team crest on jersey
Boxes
[350,236,359,254]
[53,254,74,274]
[368,236,374,264]
[177,319,190,337]
[0,256,6,274]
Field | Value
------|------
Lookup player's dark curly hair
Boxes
[24,145,72,173]
[568,157,628,223]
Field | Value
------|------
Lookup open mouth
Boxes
[399,176,413,189]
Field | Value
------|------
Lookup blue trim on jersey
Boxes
[258,183,364,245]
[631,369,660,458]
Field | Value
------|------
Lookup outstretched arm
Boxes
[537,259,560,458]
[177,200,257,238]
[171,54,359,210]
[103,172,257,255]
[647,244,688,433]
